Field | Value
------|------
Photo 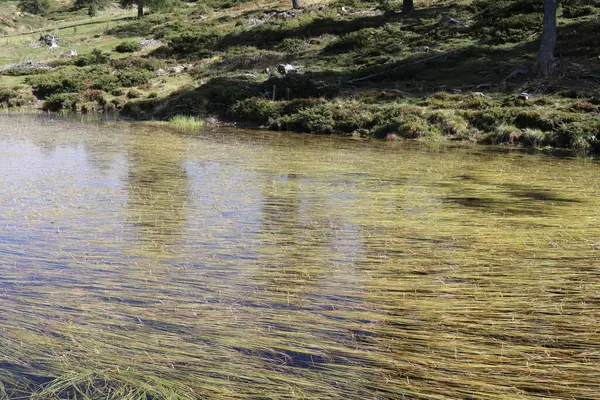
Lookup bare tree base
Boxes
[534,57,560,77]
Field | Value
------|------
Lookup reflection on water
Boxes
[126,127,189,255]
[0,114,600,399]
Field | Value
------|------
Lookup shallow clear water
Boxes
[1,114,600,399]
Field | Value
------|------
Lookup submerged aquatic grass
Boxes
[0,115,600,399]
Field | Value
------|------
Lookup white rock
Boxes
[277,64,299,75]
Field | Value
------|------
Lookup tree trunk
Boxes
[292,0,300,9]
[402,0,414,14]
[535,0,558,76]
[137,2,144,18]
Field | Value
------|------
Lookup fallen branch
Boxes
[504,67,529,81]
[439,14,467,26]
[347,47,466,84]
[579,74,600,80]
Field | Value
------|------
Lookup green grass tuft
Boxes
[169,115,205,129]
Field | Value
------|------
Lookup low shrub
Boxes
[73,49,110,67]
[373,113,436,139]
[90,73,119,92]
[198,77,258,111]
[324,28,376,53]
[276,38,307,54]
[0,87,36,107]
[127,88,144,99]
[563,3,596,18]
[84,89,107,105]
[473,0,543,42]
[282,98,328,114]
[26,67,88,98]
[513,110,580,131]
[514,110,556,130]
[498,13,543,30]
[151,87,208,119]
[229,97,281,124]
[195,2,214,15]
[164,32,222,58]
[331,104,373,133]
[484,124,522,145]
[120,98,159,120]
[473,0,543,23]
[212,52,282,73]
[458,94,494,110]
[420,92,459,109]
[263,74,339,101]
[26,64,154,99]
[204,0,247,9]
[18,0,51,16]
[116,68,155,87]
[105,15,168,37]
[272,105,335,134]
[43,93,82,112]
[110,57,165,71]
[375,0,400,15]
[553,120,599,149]
[464,109,506,131]
[0,67,49,76]
[571,101,599,113]
[114,41,142,53]
[518,128,549,147]
[0,88,16,104]
[422,93,494,110]
[330,0,365,8]
[427,110,469,136]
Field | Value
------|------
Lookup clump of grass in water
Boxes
[29,372,194,400]
[169,115,204,130]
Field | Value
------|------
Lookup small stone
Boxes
[277,64,299,75]
[518,92,531,101]
[39,34,58,48]
[439,14,465,26]
[139,38,162,48]
[165,65,186,75]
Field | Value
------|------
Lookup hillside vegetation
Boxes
[0,0,599,149]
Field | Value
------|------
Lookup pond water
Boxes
[1,114,600,399]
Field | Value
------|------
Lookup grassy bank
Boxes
[0,0,599,149]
